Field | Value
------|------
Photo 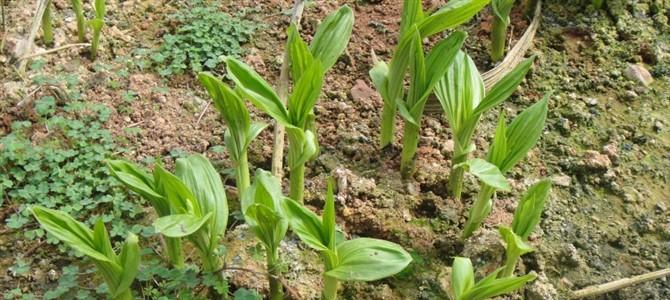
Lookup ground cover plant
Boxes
[2,0,670,299]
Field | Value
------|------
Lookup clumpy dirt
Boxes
[2,0,670,299]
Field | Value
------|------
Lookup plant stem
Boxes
[501,252,519,277]
[165,237,185,269]
[400,121,420,179]
[113,289,133,300]
[41,1,53,47]
[592,0,604,9]
[90,22,102,60]
[71,0,86,42]
[322,275,339,300]
[236,152,251,196]
[490,16,507,62]
[462,185,496,239]
[380,101,397,149]
[448,144,468,201]
[289,164,305,203]
[200,250,223,273]
[266,249,283,300]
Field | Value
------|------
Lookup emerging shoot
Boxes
[490,0,515,62]
[89,0,106,59]
[451,256,536,300]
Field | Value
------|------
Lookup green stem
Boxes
[71,0,86,42]
[112,289,133,300]
[200,250,223,273]
[501,252,519,278]
[165,237,185,269]
[267,249,283,300]
[322,275,339,300]
[91,27,100,60]
[462,185,496,239]
[380,100,397,149]
[41,1,53,47]
[236,152,251,196]
[448,145,468,201]
[289,164,305,203]
[400,121,420,179]
[592,0,604,9]
[490,16,508,62]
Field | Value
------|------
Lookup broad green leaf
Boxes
[327,238,412,281]
[107,160,169,215]
[472,56,535,116]
[461,272,537,300]
[283,198,328,251]
[246,203,287,250]
[499,226,534,259]
[492,0,515,25]
[113,233,140,298]
[225,57,290,126]
[92,219,115,260]
[153,164,199,214]
[399,0,424,38]
[452,257,475,299]
[31,206,112,263]
[288,60,324,127]
[321,179,336,250]
[406,28,426,115]
[245,122,269,151]
[492,95,549,173]
[287,23,314,81]
[175,154,229,238]
[511,180,551,240]
[286,128,319,170]
[487,113,508,170]
[310,5,354,71]
[369,60,389,102]
[418,0,490,38]
[421,31,468,104]
[455,159,511,191]
[242,170,286,225]
[153,213,212,238]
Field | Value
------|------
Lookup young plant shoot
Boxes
[225,5,354,203]
[370,0,491,149]
[451,257,536,300]
[242,170,289,300]
[462,95,549,238]
[107,160,185,268]
[435,51,534,201]
[41,0,54,46]
[89,0,105,59]
[490,0,515,62]
[199,72,267,195]
[499,179,551,277]
[31,207,140,300]
[71,0,87,42]
[283,180,412,300]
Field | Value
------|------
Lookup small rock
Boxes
[349,80,378,109]
[602,143,619,161]
[527,272,558,300]
[653,120,663,132]
[656,202,667,212]
[585,97,598,106]
[552,175,572,187]
[47,269,59,281]
[583,150,611,170]
[624,64,654,86]
[443,139,455,153]
[624,90,639,101]
[560,243,584,267]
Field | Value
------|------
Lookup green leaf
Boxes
[473,56,535,116]
[288,60,324,127]
[153,164,200,214]
[492,0,516,25]
[175,154,229,239]
[451,257,475,300]
[246,204,287,250]
[321,179,336,250]
[287,23,314,81]
[399,0,424,38]
[113,233,140,298]
[286,128,319,170]
[369,60,389,102]
[499,226,534,260]
[326,238,412,281]
[153,213,212,238]
[283,198,328,251]
[94,0,105,18]
[461,272,537,300]
[487,113,508,170]
[511,180,551,240]
[418,0,490,38]
[243,170,288,249]
[405,28,426,118]
[225,57,291,126]
[107,160,169,215]
[309,5,354,72]
[455,159,511,191]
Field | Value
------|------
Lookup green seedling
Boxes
[435,51,534,201]
[41,1,53,46]
[462,95,549,238]
[499,180,551,277]
[283,180,412,300]
[455,158,511,192]
[199,72,267,195]
[89,0,105,59]
[31,206,140,300]
[242,170,289,300]
[451,257,536,300]
[225,5,354,203]
[490,0,515,62]
[371,0,491,149]
[107,160,185,268]
[71,0,86,42]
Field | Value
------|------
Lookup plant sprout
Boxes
[462,95,549,238]
[199,72,267,195]
[371,0,491,149]
[242,170,289,300]
[283,180,412,300]
[499,179,551,277]
[41,0,53,46]
[31,206,140,300]
[89,0,105,59]
[490,0,515,62]
[108,160,185,268]
[435,51,534,201]
[225,5,354,203]
[71,0,86,42]
[451,257,536,300]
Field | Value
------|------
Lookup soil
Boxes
[1,0,670,299]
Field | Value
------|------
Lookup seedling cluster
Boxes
[40,0,107,59]
[29,0,555,299]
